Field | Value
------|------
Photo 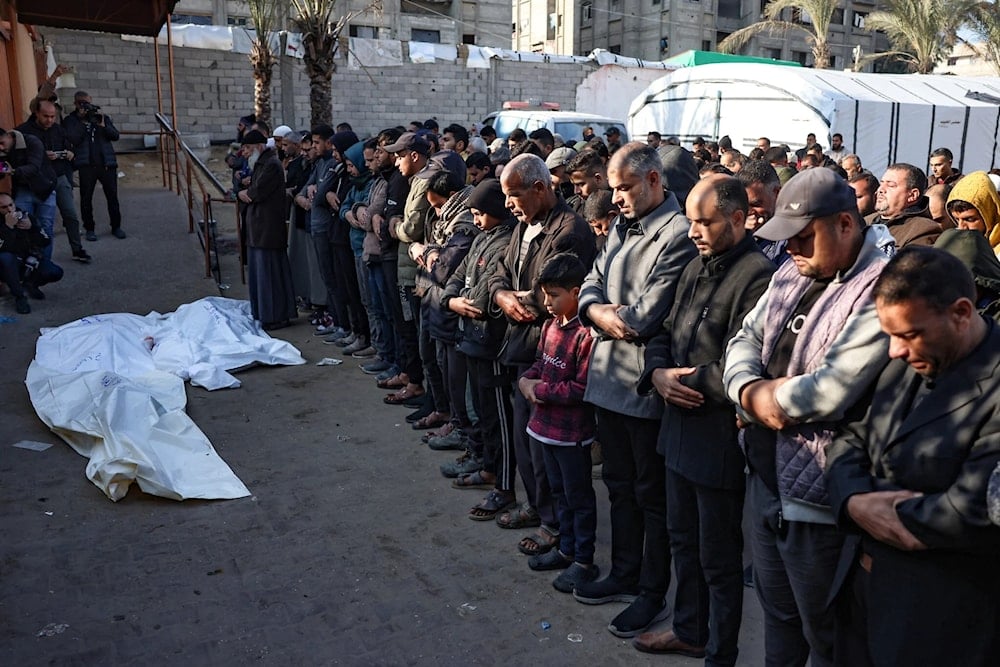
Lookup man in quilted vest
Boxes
[723,168,890,667]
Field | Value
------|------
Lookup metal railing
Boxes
[153,112,245,291]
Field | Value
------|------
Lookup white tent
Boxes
[627,63,1000,176]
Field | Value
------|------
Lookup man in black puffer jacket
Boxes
[63,90,124,240]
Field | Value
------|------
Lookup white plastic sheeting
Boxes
[25,298,306,502]
[627,63,1000,176]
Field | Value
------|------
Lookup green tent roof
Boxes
[663,50,801,68]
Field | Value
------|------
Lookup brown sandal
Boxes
[518,526,559,555]
[469,490,517,521]
[377,374,406,390]
[412,411,450,430]
[384,386,425,405]
[421,422,455,443]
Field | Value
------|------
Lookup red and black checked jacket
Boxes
[521,316,595,444]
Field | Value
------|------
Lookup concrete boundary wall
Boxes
[41,28,600,144]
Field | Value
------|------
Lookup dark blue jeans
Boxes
[0,252,63,297]
[367,259,398,366]
[14,190,57,261]
[539,438,596,565]
[748,473,842,667]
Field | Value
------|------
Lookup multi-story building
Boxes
[172,0,512,48]
[513,0,890,71]
[935,42,998,77]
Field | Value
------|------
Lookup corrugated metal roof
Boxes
[18,0,179,37]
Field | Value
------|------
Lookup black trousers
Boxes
[79,165,121,231]
[331,243,368,338]
[511,363,557,528]
[596,407,669,597]
[667,467,745,667]
[467,357,515,491]
[381,267,422,384]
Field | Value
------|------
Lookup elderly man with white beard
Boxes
[238,130,296,330]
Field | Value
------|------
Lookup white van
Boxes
[486,110,629,145]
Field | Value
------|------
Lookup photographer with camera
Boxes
[18,99,92,263]
[0,127,58,263]
[0,193,63,314]
[63,90,124,240]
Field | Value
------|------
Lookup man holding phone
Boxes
[19,99,91,262]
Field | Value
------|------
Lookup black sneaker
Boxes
[72,248,93,263]
[405,403,433,424]
[528,549,572,572]
[553,563,600,594]
[23,283,45,300]
[608,593,668,638]
[112,228,127,239]
[15,296,30,314]
[85,231,98,242]
[573,576,640,605]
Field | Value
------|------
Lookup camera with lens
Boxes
[80,101,103,124]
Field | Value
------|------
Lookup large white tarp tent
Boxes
[627,63,1000,176]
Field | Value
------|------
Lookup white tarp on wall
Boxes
[628,63,1000,176]
[25,298,305,502]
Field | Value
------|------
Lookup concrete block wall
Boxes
[42,28,597,144]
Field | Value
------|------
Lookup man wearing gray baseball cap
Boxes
[723,167,891,667]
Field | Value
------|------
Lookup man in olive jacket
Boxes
[634,175,775,662]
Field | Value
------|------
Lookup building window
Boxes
[767,47,782,60]
[853,11,868,29]
[831,8,845,25]
[582,2,593,22]
[653,0,662,4]
[947,57,958,66]
[702,39,713,51]
[792,50,808,66]
[610,44,622,54]
[463,33,475,45]
[350,25,377,38]
[172,14,212,25]
[227,16,250,27]
[411,28,441,43]
[719,0,741,19]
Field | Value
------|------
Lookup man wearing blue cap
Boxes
[723,168,891,667]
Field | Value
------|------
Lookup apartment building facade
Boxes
[513,0,891,71]
[172,0,512,48]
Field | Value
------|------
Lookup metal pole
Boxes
[166,16,181,195]
[204,194,213,279]
[186,155,194,234]
[153,37,166,189]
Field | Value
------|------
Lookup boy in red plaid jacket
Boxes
[518,252,599,593]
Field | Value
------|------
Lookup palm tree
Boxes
[290,0,382,127]
[965,1,1000,75]
[244,0,284,126]
[864,0,976,74]
[717,0,841,69]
